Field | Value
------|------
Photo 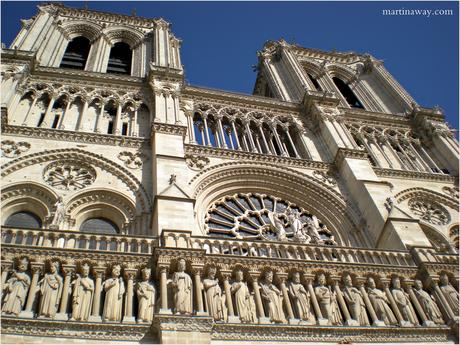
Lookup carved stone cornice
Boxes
[184,144,331,170]
[151,122,188,137]
[212,322,449,342]
[333,147,369,168]
[153,314,213,332]
[2,125,149,149]
[1,317,152,341]
[375,168,456,183]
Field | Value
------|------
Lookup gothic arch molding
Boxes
[103,26,145,48]
[326,63,357,84]
[1,148,151,213]
[395,187,458,211]
[1,182,59,226]
[60,20,103,42]
[190,161,361,247]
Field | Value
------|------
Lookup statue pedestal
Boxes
[123,316,136,324]
[195,311,208,317]
[258,317,271,324]
[317,318,329,326]
[88,315,102,322]
[159,308,173,315]
[372,319,386,327]
[422,320,436,327]
[55,313,69,321]
[18,311,34,318]
[288,318,300,325]
[345,319,359,326]
[227,316,241,323]
[399,320,413,327]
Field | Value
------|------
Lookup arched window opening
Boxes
[107,42,132,75]
[206,116,219,147]
[332,77,364,109]
[193,113,205,145]
[60,36,91,70]
[80,218,119,234]
[5,211,42,229]
[105,103,117,134]
[308,73,322,91]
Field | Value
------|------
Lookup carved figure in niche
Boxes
[231,269,253,323]
[102,264,125,322]
[70,263,94,321]
[50,196,65,229]
[366,277,397,326]
[314,273,342,325]
[267,211,287,241]
[413,280,444,324]
[391,277,418,326]
[287,209,310,243]
[2,258,30,316]
[342,274,370,326]
[38,261,63,318]
[248,291,258,323]
[203,267,226,322]
[136,268,155,323]
[260,270,287,324]
[171,258,192,315]
[439,273,459,315]
[288,272,315,323]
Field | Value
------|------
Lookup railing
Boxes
[162,230,417,267]
[1,226,159,255]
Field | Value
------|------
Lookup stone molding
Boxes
[334,147,369,168]
[374,168,455,182]
[395,187,458,210]
[184,144,330,170]
[151,122,188,136]
[153,314,213,332]
[2,125,149,149]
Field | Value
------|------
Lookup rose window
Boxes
[205,193,336,245]
[43,161,96,191]
[408,198,450,225]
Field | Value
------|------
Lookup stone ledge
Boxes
[213,323,451,342]
[1,316,152,341]
[374,168,456,182]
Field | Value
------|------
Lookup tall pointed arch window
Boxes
[60,36,91,70]
[107,42,132,75]
[332,77,364,109]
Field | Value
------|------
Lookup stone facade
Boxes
[1,3,459,344]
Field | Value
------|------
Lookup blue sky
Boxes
[1,1,458,131]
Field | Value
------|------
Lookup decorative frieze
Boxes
[0,140,31,158]
[118,151,146,169]
[408,198,450,225]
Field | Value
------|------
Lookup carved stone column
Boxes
[1,260,13,301]
[122,268,137,323]
[192,266,207,316]
[95,100,106,133]
[58,98,72,129]
[20,262,43,318]
[56,264,76,320]
[88,266,105,322]
[303,274,327,325]
[403,279,433,327]
[356,277,384,326]
[279,274,297,325]
[250,274,270,324]
[221,272,239,323]
[231,120,241,150]
[381,279,407,327]
[77,97,89,131]
[114,101,122,135]
[203,116,212,146]
[41,94,56,128]
[22,95,37,126]
[159,266,172,314]
[331,276,355,326]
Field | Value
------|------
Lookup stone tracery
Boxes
[43,160,96,191]
[205,193,335,244]
[408,198,450,226]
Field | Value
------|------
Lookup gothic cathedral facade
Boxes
[1,3,459,344]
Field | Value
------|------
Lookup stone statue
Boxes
[366,277,397,326]
[267,211,287,241]
[38,261,63,318]
[102,264,125,322]
[342,274,370,326]
[391,277,418,326]
[203,267,226,322]
[438,273,459,315]
[287,210,310,243]
[305,217,323,244]
[70,263,94,321]
[248,291,258,323]
[136,268,156,323]
[413,280,444,324]
[231,269,253,323]
[288,272,315,323]
[260,270,287,324]
[314,273,342,325]
[50,196,66,229]
[171,258,192,315]
[2,258,30,316]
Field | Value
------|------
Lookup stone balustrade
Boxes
[1,226,159,254]
[162,230,417,267]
